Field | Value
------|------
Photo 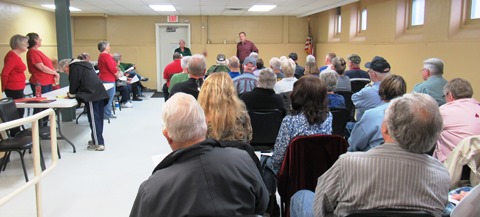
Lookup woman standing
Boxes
[26,32,59,94]
[1,34,29,136]
[97,41,118,119]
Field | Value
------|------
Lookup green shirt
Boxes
[206,65,230,76]
[169,73,190,92]
[174,47,192,57]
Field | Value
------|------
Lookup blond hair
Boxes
[198,73,252,142]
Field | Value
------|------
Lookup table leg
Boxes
[55,109,76,153]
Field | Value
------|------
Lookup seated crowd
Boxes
[162,50,479,217]
[2,33,478,216]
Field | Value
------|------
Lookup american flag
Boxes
[305,18,314,55]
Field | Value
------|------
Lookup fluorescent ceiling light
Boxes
[248,5,277,12]
[41,4,82,11]
[149,5,176,12]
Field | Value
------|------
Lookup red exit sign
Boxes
[168,16,178,23]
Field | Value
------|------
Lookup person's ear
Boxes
[163,129,172,144]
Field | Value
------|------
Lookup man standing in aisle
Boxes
[59,58,109,151]
[236,32,259,66]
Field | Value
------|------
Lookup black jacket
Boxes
[240,87,287,116]
[130,139,269,217]
[169,77,204,99]
[68,60,109,104]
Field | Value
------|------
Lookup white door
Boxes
[155,23,190,91]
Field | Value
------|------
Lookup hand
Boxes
[54,73,60,80]
[451,191,469,201]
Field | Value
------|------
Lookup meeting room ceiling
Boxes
[6,0,358,17]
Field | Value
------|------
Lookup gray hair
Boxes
[281,58,296,77]
[443,78,473,99]
[58,59,72,72]
[269,57,281,70]
[319,70,338,92]
[9,34,28,50]
[258,68,277,89]
[187,54,206,76]
[181,56,191,69]
[173,52,183,60]
[228,56,240,69]
[162,93,207,144]
[112,53,121,63]
[385,93,443,153]
[306,55,316,63]
[423,58,444,75]
[97,41,109,52]
[249,52,259,60]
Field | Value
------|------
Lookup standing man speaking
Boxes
[236,32,259,66]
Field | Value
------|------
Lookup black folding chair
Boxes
[248,109,285,151]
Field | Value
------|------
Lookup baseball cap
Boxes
[348,54,361,65]
[288,52,298,61]
[243,56,257,66]
[365,56,391,73]
[216,54,226,63]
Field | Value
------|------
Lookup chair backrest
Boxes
[277,134,348,215]
[344,209,435,217]
[330,108,349,137]
[0,98,21,122]
[279,91,292,113]
[248,109,285,151]
[334,91,354,121]
[350,79,371,93]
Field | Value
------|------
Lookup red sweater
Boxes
[1,51,27,91]
[98,52,118,82]
[163,59,183,87]
[27,48,54,85]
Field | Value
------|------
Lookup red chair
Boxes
[277,134,348,217]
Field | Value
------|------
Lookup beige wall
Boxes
[71,15,309,89]
[1,0,480,95]
[313,0,480,97]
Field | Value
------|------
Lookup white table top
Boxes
[15,83,114,109]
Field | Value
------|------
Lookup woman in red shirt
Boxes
[26,32,59,94]
[97,41,119,119]
[1,34,29,136]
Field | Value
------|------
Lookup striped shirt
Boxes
[313,143,450,217]
[233,72,258,95]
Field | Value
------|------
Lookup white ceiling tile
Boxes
[7,0,358,16]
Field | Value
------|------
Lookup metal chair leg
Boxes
[2,152,11,171]
[0,151,11,172]
[16,150,29,182]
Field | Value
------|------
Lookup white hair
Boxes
[181,56,191,69]
[58,59,72,71]
[162,93,207,144]
[423,58,444,75]
[258,68,277,89]
[306,55,316,63]
[269,57,281,70]
[281,58,296,77]
[249,52,259,59]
